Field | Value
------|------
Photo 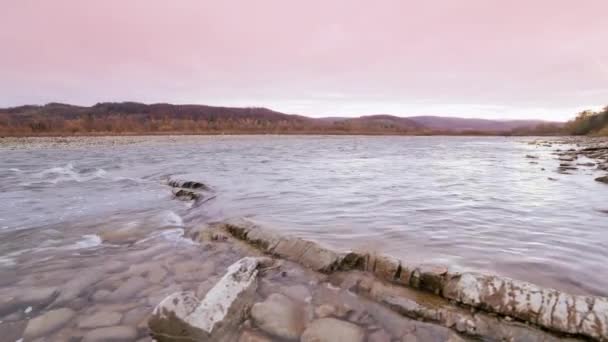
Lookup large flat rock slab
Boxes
[149,257,268,341]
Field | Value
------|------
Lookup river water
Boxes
[1,135,607,305]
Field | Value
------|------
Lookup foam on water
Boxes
[135,228,195,245]
[67,234,102,250]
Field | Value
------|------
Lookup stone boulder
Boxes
[23,308,75,340]
[167,179,210,191]
[172,188,201,201]
[251,293,306,340]
[78,311,123,328]
[300,318,365,342]
[149,257,267,341]
[595,175,608,184]
[82,326,137,342]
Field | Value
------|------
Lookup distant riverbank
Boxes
[0,102,563,136]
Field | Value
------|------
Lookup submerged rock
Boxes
[82,325,137,342]
[106,276,149,301]
[595,175,608,184]
[301,318,365,342]
[99,226,146,244]
[251,293,306,340]
[149,257,266,341]
[23,307,75,339]
[0,287,59,316]
[238,329,273,342]
[78,311,123,328]
[172,188,201,201]
[217,217,608,340]
[52,269,103,306]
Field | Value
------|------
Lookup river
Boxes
[1,135,607,305]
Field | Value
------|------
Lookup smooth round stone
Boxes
[251,293,305,340]
[78,311,123,328]
[314,304,336,318]
[82,325,137,342]
[238,329,273,342]
[301,318,365,342]
[23,308,76,339]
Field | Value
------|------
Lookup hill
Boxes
[407,116,559,133]
[0,102,561,136]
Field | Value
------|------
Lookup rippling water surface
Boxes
[1,135,608,296]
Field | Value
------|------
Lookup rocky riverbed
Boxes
[4,213,608,341]
[526,136,608,182]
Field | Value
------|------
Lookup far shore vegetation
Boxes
[1,102,606,137]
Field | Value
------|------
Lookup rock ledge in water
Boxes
[213,217,608,341]
[149,257,268,341]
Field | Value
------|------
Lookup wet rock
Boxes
[301,318,364,342]
[0,287,59,316]
[82,325,137,342]
[595,175,608,184]
[146,284,183,307]
[172,188,201,201]
[314,304,336,318]
[195,279,216,298]
[272,238,340,273]
[106,276,149,301]
[78,311,122,328]
[122,307,151,325]
[0,320,27,342]
[577,162,596,167]
[99,226,146,244]
[409,264,448,295]
[280,284,312,302]
[128,263,168,284]
[251,293,306,340]
[149,257,263,341]
[369,254,401,283]
[369,329,392,342]
[167,179,210,191]
[238,329,273,342]
[222,218,340,273]
[442,272,608,340]
[23,308,75,339]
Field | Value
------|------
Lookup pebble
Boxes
[23,308,75,339]
[238,329,273,342]
[251,293,306,340]
[301,318,365,342]
[106,276,149,301]
[369,329,392,342]
[78,311,123,328]
[281,285,312,303]
[314,304,336,318]
[82,325,137,342]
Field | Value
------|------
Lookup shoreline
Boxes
[148,216,608,341]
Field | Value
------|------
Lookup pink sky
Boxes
[1,0,607,120]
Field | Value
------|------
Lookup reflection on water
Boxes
[1,135,608,304]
